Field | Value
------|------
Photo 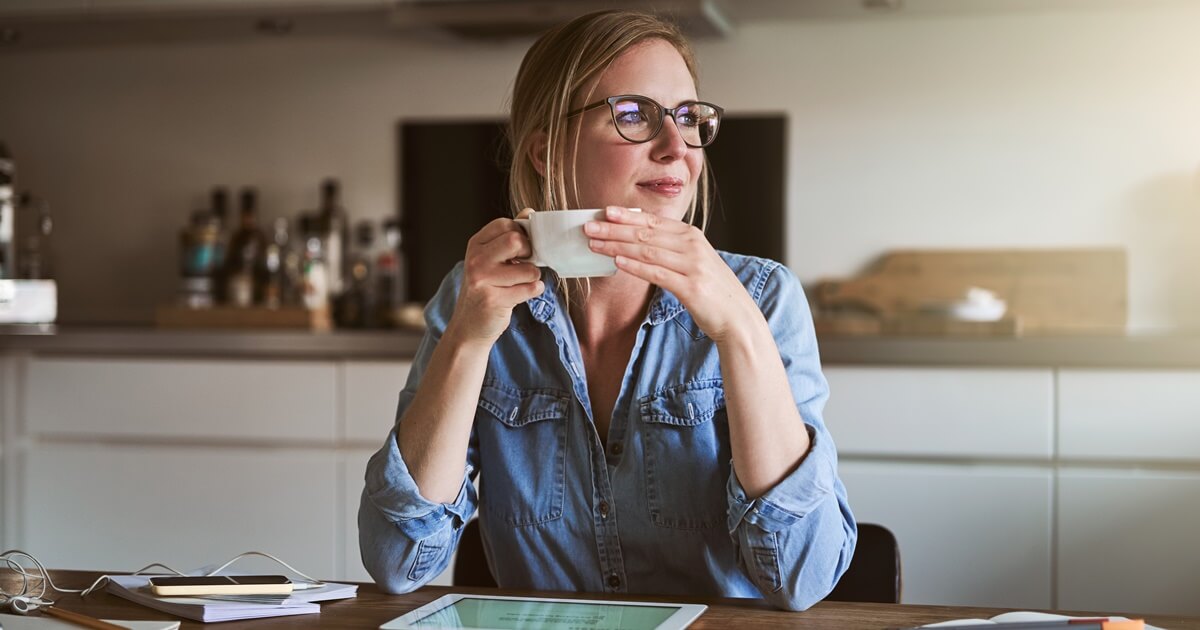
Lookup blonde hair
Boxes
[506,10,712,303]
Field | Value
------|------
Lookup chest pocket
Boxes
[476,382,570,527]
[639,379,731,530]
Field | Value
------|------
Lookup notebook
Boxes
[105,574,357,622]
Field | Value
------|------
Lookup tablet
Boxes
[380,593,707,630]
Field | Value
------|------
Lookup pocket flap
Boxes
[640,379,725,427]
[478,383,569,427]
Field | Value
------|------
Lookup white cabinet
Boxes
[343,361,411,443]
[841,461,1052,609]
[1058,369,1200,462]
[825,366,1054,459]
[828,366,1055,608]
[7,355,444,586]
[342,448,375,583]
[1058,469,1200,616]
[21,443,339,576]
[25,357,336,442]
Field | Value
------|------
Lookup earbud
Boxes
[8,595,37,615]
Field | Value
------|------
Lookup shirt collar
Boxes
[526,277,686,327]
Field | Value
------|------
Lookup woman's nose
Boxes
[652,115,689,161]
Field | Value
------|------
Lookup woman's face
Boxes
[565,39,703,222]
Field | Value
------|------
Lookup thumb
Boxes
[515,207,535,220]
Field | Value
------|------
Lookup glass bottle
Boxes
[335,221,375,328]
[210,187,231,303]
[260,217,290,309]
[223,188,267,308]
[300,215,329,311]
[16,193,53,280]
[317,178,349,299]
[374,217,406,327]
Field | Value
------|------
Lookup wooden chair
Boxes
[825,523,902,604]
[453,519,901,604]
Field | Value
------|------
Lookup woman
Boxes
[359,10,856,611]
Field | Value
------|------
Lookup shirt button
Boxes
[607,575,621,589]
[610,442,623,456]
[598,501,610,518]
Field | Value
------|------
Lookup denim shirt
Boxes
[359,251,857,611]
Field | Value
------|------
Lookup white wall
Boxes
[0,1,1197,329]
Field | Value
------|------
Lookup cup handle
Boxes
[512,218,545,267]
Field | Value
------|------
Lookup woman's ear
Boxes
[527,130,549,178]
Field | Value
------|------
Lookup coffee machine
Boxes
[0,142,58,325]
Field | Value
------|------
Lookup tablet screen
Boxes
[408,596,681,630]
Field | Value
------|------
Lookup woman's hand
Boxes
[446,209,543,348]
[584,205,759,343]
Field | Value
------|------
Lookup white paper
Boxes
[922,610,1165,630]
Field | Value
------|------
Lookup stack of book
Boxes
[106,575,358,622]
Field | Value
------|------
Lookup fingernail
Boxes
[606,206,621,218]
[589,239,602,249]
[584,222,598,234]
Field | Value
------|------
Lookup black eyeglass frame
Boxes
[565,94,725,148]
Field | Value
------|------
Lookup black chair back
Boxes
[826,522,902,604]
[453,519,901,604]
[454,518,497,588]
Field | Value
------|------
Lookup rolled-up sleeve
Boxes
[725,262,857,611]
[358,264,480,593]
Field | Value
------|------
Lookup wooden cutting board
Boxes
[814,248,1126,335]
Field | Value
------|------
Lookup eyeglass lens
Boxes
[610,97,720,147]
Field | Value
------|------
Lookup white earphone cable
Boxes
[1,548,326,607]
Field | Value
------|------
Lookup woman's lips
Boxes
[637,178,685,197]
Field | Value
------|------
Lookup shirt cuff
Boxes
[727,424,835,534]
[364,430,476,541]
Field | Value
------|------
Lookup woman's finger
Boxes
[612,254,689,293]
[584,221,689,253]
[486,261,543,288]
[477,225,533,262]
[603,206,692,232]
[470,216,522,247]
[589,239,691,273]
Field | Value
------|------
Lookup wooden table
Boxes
[9,571,1200,629]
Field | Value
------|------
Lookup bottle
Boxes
[317,178,349,299]
[299,215,329,311]
[209,187,231,303]
[374,217,406,328]
[177,209,219,308]
[16,193,53,280]
[335,221,376,328]
[260,217,290,309]
[223,187,267,308]
[0,142,15,279]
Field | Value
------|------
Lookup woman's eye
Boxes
[615,110,648,126]
[677,113,699,127]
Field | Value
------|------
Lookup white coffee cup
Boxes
[514,208,640,278]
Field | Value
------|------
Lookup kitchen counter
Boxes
[3,325,1200,367]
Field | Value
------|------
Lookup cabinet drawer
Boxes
[1058,469,1200,615]
[841,461,1052,609]
[25,356,336,442]
[21,443,338,576]
[1058,369,1200,461]
[344,361,412,442]
[825,367,1053,458]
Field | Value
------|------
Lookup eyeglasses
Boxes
[565,94,724,148]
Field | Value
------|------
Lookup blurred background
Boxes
[1,0,1199,618]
